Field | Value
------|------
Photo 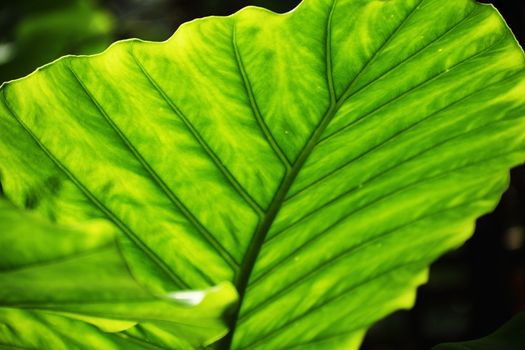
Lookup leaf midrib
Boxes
[222,1,425,348]
[262,34,505,245]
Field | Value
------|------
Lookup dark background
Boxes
[1,0,524,348]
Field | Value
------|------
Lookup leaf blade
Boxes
[0,0,524,349]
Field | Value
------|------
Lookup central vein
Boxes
[219,3,339,348]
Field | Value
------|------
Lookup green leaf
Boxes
[432,312,525,350]
[0,198,237,349]
[0,308,147,350]
[0,0,524,349]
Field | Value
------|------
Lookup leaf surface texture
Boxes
[0,0,525,349]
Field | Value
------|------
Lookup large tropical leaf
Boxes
[0,198,237,349]
[0,0,524,349]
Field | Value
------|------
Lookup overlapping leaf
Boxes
[0,199,237,349]
[433,312,525,350]
[0,0,524,349]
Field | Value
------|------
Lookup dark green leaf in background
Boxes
[0,0,524,349]
[432,312,525,350]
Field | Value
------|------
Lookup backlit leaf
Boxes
[0,0,524,348]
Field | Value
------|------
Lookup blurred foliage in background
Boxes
[1,0,524,349]
[0,0,301,84]
[0,0,114,83]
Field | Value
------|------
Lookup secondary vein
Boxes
[1,89,190,290]
[66,63,239,274]
[232,25,293,173]
[130,49,265,220]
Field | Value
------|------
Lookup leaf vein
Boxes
[275,67,521,237]
[129,48,265,220]
[0,89,190,290]
[232,24,292,172]
[319,4,479,142]
[224,1,428,345]
[241,170,502,323]
[239,260,427,350]
[67,64,239,273]
[288,35,506,200]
